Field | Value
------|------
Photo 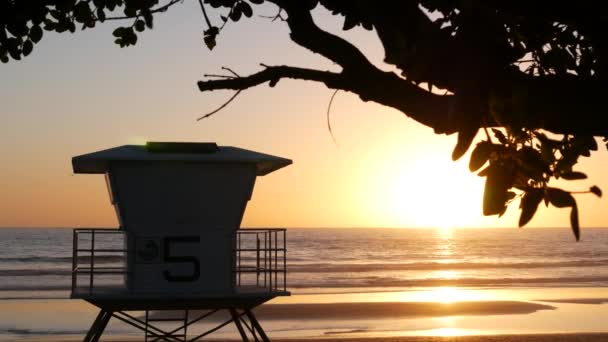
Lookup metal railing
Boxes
[72,228,287,297]
[72,228,129,296]
[233,229,287,293]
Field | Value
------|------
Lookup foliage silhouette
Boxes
[2,0,606,239]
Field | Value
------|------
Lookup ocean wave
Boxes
[1,328,86,336]
[2,275,608,294]
[289,276,608,288]
[0,284,70,292]
[0,269,72,276]
[0,255,124,264]
[287,259,608,273]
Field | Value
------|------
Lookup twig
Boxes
[222,67,240,77]
[483,126,493,142]
[219,4,236,30]
[198,0,213,28]
[203,74,236,79]
[259,8,286,22]
[197,90,242,121]
[104,0,182,21]
[326,89,340,146]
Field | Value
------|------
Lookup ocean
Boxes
[2,227,608,297]
[1,227,608,340]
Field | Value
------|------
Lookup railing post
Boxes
[268,231,272,292]
[256,235,260,287]
[90,230,95,293]
[274,230,278,291]
[72,230,78,293]
[238,231,241,288]
[264,231,268,288]
[283,230,286,291]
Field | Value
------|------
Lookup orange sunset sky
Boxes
[1,2,607,229]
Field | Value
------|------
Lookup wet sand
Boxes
[16,333,608,342]
[187,301,555,320]
[3,290,608,341]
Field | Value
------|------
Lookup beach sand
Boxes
[15,333,608,342]
[3,290,608,341]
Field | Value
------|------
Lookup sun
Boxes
[361,151,486,229]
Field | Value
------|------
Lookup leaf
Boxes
[343,15,357,31]
[124,6,137,17]
[556,154,577,174]
[112,27,124,37]
[249,0,264,4]
[590,185,602,198]
[239,1,253,18]
[143,11,154,29]
[570,202,580,241]
[452,126,478,161]
[469,141,491,172]
[518,190,543,227]
[517,146,548,181]
[506,191,517,201]
[0,55,9,63]
[74,1,92,23]
[477,165,490,177]
[483,162,516,216]
[546,188,574,208]
[97,8,106,22]
[229,5,242,21]
[135,20,145,32]
[50,10,62,20]
[492,128,507,144]
[8,46,21,60]
[22,40,33,56]
[204,26,219,36]
[204,34,216,50]
[29,25,43,43]
[560,171,587,180]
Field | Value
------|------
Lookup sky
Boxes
[1,2,607,229]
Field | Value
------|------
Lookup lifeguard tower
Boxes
[70,142,291,342]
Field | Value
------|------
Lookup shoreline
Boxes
[15,333,608,342]
[2,288,608,341]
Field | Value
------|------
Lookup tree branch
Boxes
[198,65,343,91]
[197,2,608,137]
[266,0,375,71]
[103,0,182,21]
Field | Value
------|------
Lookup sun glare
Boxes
[422,328,471,337]
[411,287,489,304]
[361,151,485,229]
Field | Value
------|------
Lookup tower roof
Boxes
[72,142,292,176]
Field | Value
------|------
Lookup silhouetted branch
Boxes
[326,89,340,145]
[197,90,242,121]
[221,67,240,77]
[104,0,182,21]
[197,1,608,137]
[197,0,213,29]
[198,65,343,91]
[266,0,375,71]
[259,8,286,22]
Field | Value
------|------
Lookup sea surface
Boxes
[1,227,608,340]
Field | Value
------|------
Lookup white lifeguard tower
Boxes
[70,142,291,342]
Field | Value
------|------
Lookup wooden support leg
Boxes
[230,308,249,342]
[83,310,112,342]
[245,310,269,342]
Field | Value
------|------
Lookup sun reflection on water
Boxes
[424,327,471,336]
[410,287,490,303]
